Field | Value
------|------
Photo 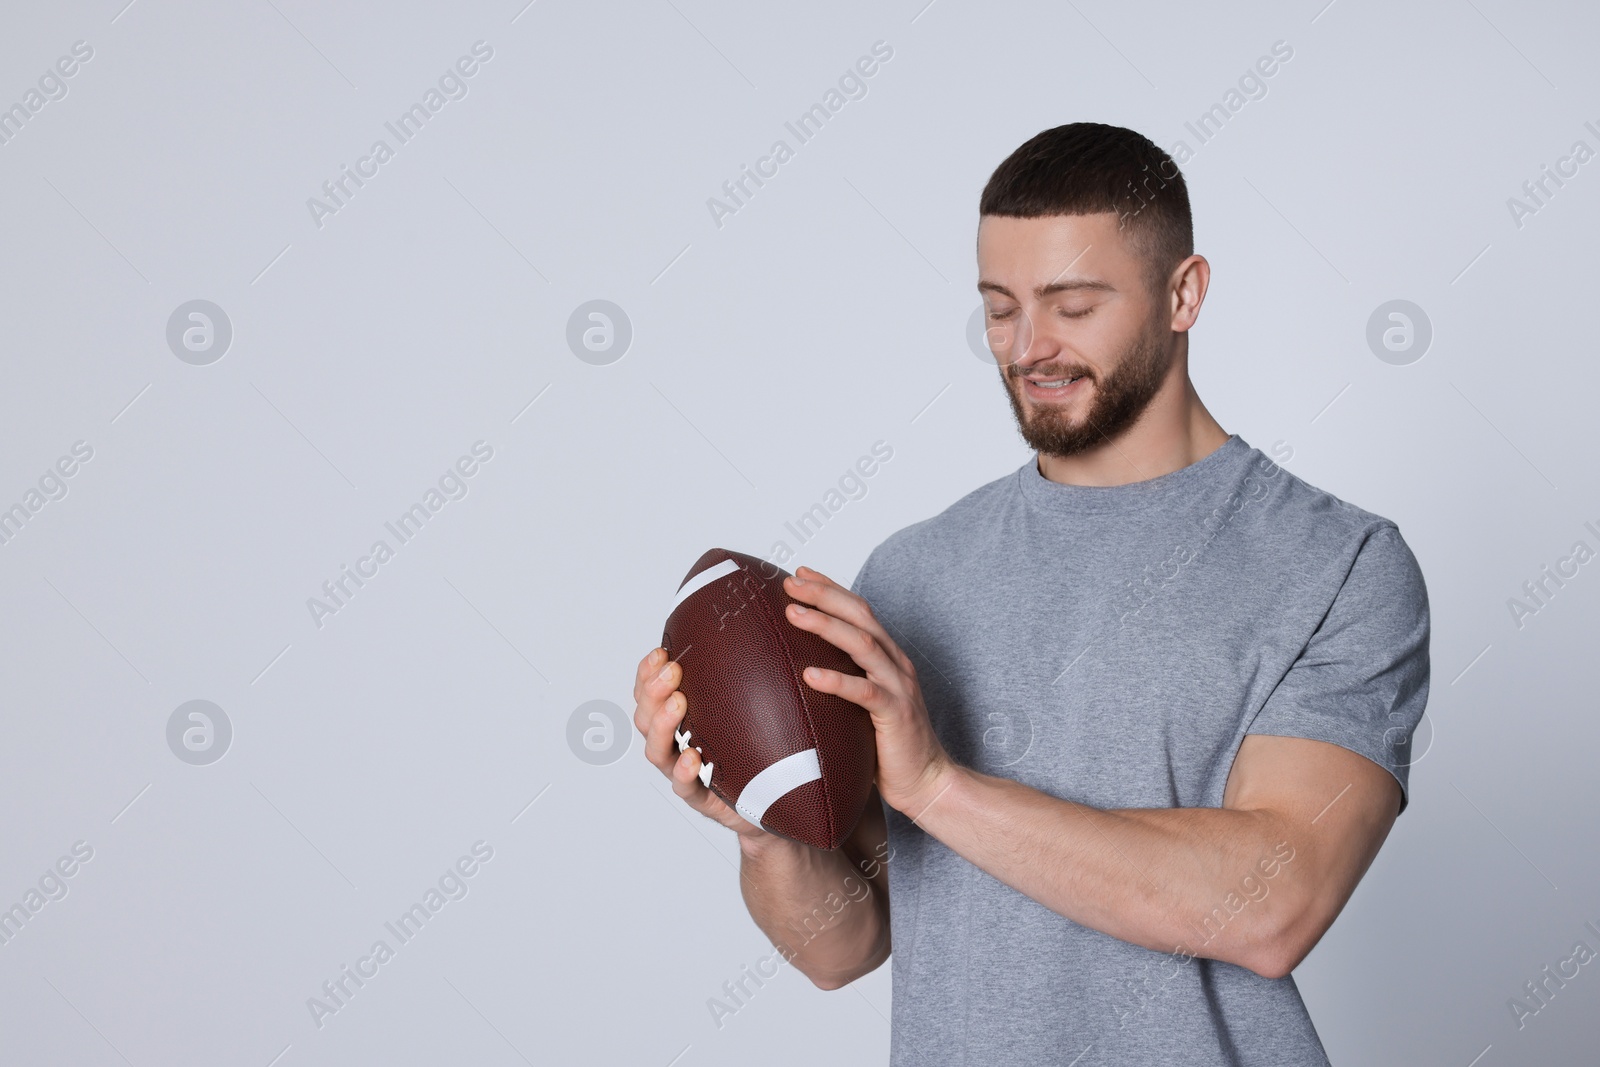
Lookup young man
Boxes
[633,123,1429,1065]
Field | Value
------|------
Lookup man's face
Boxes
[976,213,1173,458]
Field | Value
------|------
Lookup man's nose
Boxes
[1007,307,1060,368]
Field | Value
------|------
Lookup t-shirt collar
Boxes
[1016,434,1249,515]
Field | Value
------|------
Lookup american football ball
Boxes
[661,548,876,851]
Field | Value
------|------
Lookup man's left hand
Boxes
[782,566,954,818]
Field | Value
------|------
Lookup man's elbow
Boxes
[1245,943,1301,982]
[807,971,854,992]
[799,954,887,991]
[800,925,892,991]
[1245,911,1326,980]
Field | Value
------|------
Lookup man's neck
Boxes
[1036,378,1230,487]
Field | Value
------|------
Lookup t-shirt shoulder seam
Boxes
[852,468,1016,595]
[1271,464,1402,539]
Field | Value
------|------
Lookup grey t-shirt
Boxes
[850,435,1430,1067]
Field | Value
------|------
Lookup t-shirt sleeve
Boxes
[1244,524,1431,816]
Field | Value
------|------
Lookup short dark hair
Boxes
[979,123,1192,295]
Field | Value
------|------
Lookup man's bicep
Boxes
[1222,733,1400,970]
[1223,733,1401,827]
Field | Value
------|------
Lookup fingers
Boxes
[671,743,763,836]
[668,744,707,800]
[784,569,912,674]
[782,572,915,722]
[631,647,660,716]
[631,648,764,837]
[634,649,693,780]
[643,687,687,771]
[632,649,678,733]
[801,663,891,718]
[784,596,902,685]
[632,646,668,700]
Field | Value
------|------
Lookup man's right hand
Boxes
[632,646,893,990]
[632,647,767,841]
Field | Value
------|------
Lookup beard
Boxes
[999,325,1172,458]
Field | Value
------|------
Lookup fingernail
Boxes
[791,603,808,614]
[658,662,673,680]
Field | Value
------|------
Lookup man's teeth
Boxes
[1031,376,1080,389]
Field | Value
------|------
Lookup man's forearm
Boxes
[907,766,1303,976]
[736,833,889,989]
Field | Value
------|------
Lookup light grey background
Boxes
[1,1,1596,1064]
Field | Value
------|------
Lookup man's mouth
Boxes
[1019,372,1089,398]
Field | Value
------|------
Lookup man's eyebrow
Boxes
[976,278,1117,299]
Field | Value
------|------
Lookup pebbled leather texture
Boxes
[662,548,876,850]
